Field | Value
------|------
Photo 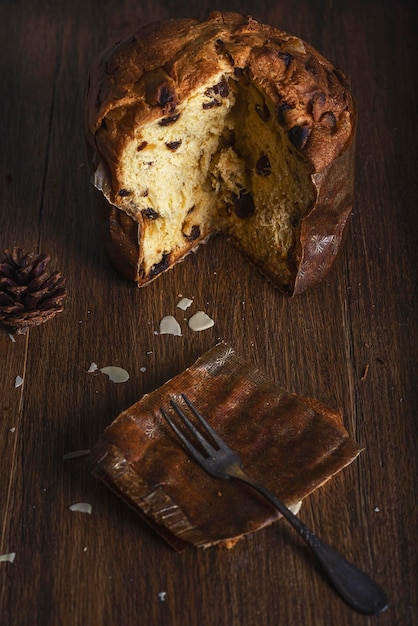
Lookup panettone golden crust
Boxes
[85,11,356,295]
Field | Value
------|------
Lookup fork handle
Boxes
[232,470,389,615]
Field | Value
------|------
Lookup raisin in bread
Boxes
[85,11,356,295]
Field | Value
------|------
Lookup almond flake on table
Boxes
[87,362,98,373]
[69,502,92,514]
[188,311,214,331]
[0,552,16,563]
[176,297,193,310]
[100,366,130,383]
[14,375,23,388]
[159,315,182,336]
[63,450,91,460]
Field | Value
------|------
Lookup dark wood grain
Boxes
[1,1,417,625]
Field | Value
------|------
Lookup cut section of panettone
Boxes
[85,11,356,295]
[90,344,360,551]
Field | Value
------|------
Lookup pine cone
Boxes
[0,247,67,334]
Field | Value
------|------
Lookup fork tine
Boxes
[181,394,227,449]
[160,406,208,465]
[169,398,217,455]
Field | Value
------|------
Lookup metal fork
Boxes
[160,394,388,615]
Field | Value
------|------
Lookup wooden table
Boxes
[1,1,417,624]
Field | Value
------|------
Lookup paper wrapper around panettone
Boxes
[90,344,361,551]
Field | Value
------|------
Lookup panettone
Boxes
[85,11,356,295]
